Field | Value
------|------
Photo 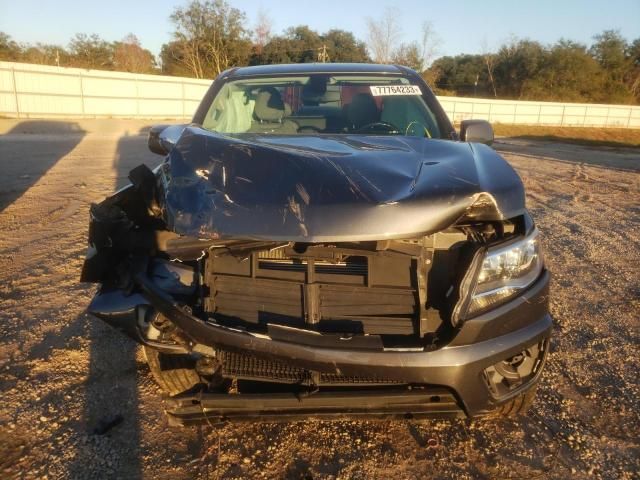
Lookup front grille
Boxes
[319,373,403,386]
[220,350,310,383]
[257,247,290,260]
[205,246,419,337]
[258,259,368,276]
[219,350,403,386]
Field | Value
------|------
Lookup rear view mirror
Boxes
[148,124,187,155]
[460,120,494,146]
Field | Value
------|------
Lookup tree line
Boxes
[0,32,158,74]
[1,0,638,105]
[431,33,640,104]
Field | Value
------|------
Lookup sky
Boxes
[1,0,639,59]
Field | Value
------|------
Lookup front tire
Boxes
[489,384,538,418]
[143,347,203,396]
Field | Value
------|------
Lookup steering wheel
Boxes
[405,121,431,138]
[354,121,401,134]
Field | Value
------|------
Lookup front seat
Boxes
[346,93,380,131]
[250,87,298,134]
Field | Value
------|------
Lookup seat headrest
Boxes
[347,93,379,129]
[254,87,286,122]
[302,75,331,105]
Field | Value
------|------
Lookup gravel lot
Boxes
[0,119,638,479]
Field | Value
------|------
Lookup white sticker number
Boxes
[369,85,422,96]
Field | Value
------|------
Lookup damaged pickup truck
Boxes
[81,63,551,425]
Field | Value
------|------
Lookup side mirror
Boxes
[148,124,186,155]
[460,120,494,146]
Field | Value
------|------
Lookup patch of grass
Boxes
[492,124,640,148]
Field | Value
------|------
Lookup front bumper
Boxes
[89,270,552,420]
[164,389,465,426]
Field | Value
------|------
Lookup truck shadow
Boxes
[0,121,86,212]
[69,127,157,479]
[494,138,640,172]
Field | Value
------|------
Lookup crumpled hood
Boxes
[163,126,525,241]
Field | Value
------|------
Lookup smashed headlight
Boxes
[454,229,544,322]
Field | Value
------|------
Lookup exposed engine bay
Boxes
[81,160,543,421]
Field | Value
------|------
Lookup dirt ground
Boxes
[0,120,638,480]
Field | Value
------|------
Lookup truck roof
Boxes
[229,63,405,77]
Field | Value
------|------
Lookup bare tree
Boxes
[113,34,156,73]
[481,39,498,97]
[418,21,440,69]
[421,64,442,88]
[253,8,273,54]
[630,73,640,98]
[367,15,439,71]
[170,2,208,78]
[365,8,401,63]
[391,42,422,71]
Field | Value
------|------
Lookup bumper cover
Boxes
[89,271,552,418]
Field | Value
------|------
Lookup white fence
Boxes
[0,61,210,120]
[1,61,639,128]
[438,96,640,129]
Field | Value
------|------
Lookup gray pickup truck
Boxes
[81,63,551,425]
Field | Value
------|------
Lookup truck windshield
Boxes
[202,74,443,138]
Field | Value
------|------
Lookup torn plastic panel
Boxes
[162,127,525,242]
[80,164,168,284]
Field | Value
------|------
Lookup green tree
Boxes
[252,26,369,66]
[429,54,487,96]
[493,39,547,98]
[522,40,604,102]
[284,25,322,63]
[21,44,70,67]
[627,38,640,101]
[68,33,114,70]
[590,30,635,103]
[628,38,640,65]
[322,29,369,63]
[253,36,297,65]
[164,0,251,78]
[591,30,628,80]
[0,32,22,61]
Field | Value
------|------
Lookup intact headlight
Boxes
[457,229,544,320]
